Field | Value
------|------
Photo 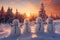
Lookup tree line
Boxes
[0,6,37,23]
[0,6,60,23]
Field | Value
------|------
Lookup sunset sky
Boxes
[0,0,60,17]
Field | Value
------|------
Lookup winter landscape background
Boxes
[0,0,60,40]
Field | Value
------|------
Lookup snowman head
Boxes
[24,18,29,25]
[36,17,42,24]
[12,19,20,26]
[47,18,53,24]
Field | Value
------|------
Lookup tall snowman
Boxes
[10,19,20,36]
[36,17,44,33]
[23,18,31,34]
[47,18,55,34]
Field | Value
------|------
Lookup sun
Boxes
[27,13,30,17]
[26,12,30,18]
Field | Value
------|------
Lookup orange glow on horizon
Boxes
[0,0,57,18]
[26,12,30,18]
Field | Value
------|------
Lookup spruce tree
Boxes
[5,7,13,23]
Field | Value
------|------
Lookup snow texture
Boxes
[0,18,60,40]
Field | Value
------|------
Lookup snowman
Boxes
[10,19,20,36]
[36,17,44,33]
[47,18,55,33]
[23,18,31,34]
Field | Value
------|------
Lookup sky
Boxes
[0,0,60,17]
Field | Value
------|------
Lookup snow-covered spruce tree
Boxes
[47,18,55,34]
[38,3,48,22]
[23,18,31,34]
[0,6,5,23]
[10,19,20,36]
[36,17,44,33]
[5,7,13,23]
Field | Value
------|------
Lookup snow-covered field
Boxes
[0,20,60,40]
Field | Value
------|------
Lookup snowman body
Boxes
[11,19,20,36]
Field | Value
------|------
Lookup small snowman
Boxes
[36,17,44,33]
[23,18,31,34]
[10,19,20,36]
[47,18,55,33]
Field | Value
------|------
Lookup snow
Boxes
[0,19,60,40]
[0,24,11,39]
